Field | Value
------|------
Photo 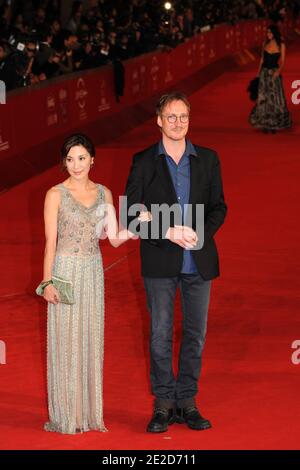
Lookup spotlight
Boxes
[164,2,172,11]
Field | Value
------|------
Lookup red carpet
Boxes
[0,41,300,450]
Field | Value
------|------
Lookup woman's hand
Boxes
[273,70,280,79]
[43,284,60,305]
[138,211,152,222]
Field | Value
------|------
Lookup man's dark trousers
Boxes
[144,273,211,408]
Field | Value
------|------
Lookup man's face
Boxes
[26,42,36,57]
[65,34,78,49]
[157,100,190,142]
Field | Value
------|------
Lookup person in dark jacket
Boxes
[122,92,227,433]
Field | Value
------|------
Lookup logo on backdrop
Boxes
[58,88,68,124]
[132,68,140,95]
[75,78,88,121]
[165,54,173,84]
[150,56,159,91]
[46,93,58,127]
[199,36,206,65]
[291,80,300,105]
[132,65,147,94]
[98,79,110,112]
[0,80,5,104]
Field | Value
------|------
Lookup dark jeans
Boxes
[144,274,211,408]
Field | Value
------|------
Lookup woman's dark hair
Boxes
[267,24,282,47]
[61,133,95,169]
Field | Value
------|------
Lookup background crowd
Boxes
[0,0,299,91]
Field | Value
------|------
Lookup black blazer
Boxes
[122,142,227,279]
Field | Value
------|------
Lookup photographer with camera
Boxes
[15,38,40,86]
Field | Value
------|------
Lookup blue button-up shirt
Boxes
[158,139,198,274]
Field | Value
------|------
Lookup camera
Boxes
[8,32,39,55]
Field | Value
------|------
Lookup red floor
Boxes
[0,42,300,450]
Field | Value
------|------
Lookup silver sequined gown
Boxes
[44,183,107,434]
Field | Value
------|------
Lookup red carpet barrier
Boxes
[0,18,299,191]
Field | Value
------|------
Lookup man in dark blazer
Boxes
[121,92,227,433]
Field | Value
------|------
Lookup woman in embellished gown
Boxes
[40,133,148,434]
[249,24,291,133]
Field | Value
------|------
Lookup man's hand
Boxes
[166,225,198,249]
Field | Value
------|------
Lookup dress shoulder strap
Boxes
[97,183,106,204]
[55,183,69,207]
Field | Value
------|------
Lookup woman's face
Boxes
[65,145,94,180]
[267,29,274,40]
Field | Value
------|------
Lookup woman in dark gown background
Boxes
[249,24,291,133]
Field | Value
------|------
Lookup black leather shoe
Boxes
[147,407,175,433]
[176,406,212,430]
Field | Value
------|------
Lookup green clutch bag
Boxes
[36,275,75,305]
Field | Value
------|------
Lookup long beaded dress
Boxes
[44,183,107,434]
[249,50,291,130]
